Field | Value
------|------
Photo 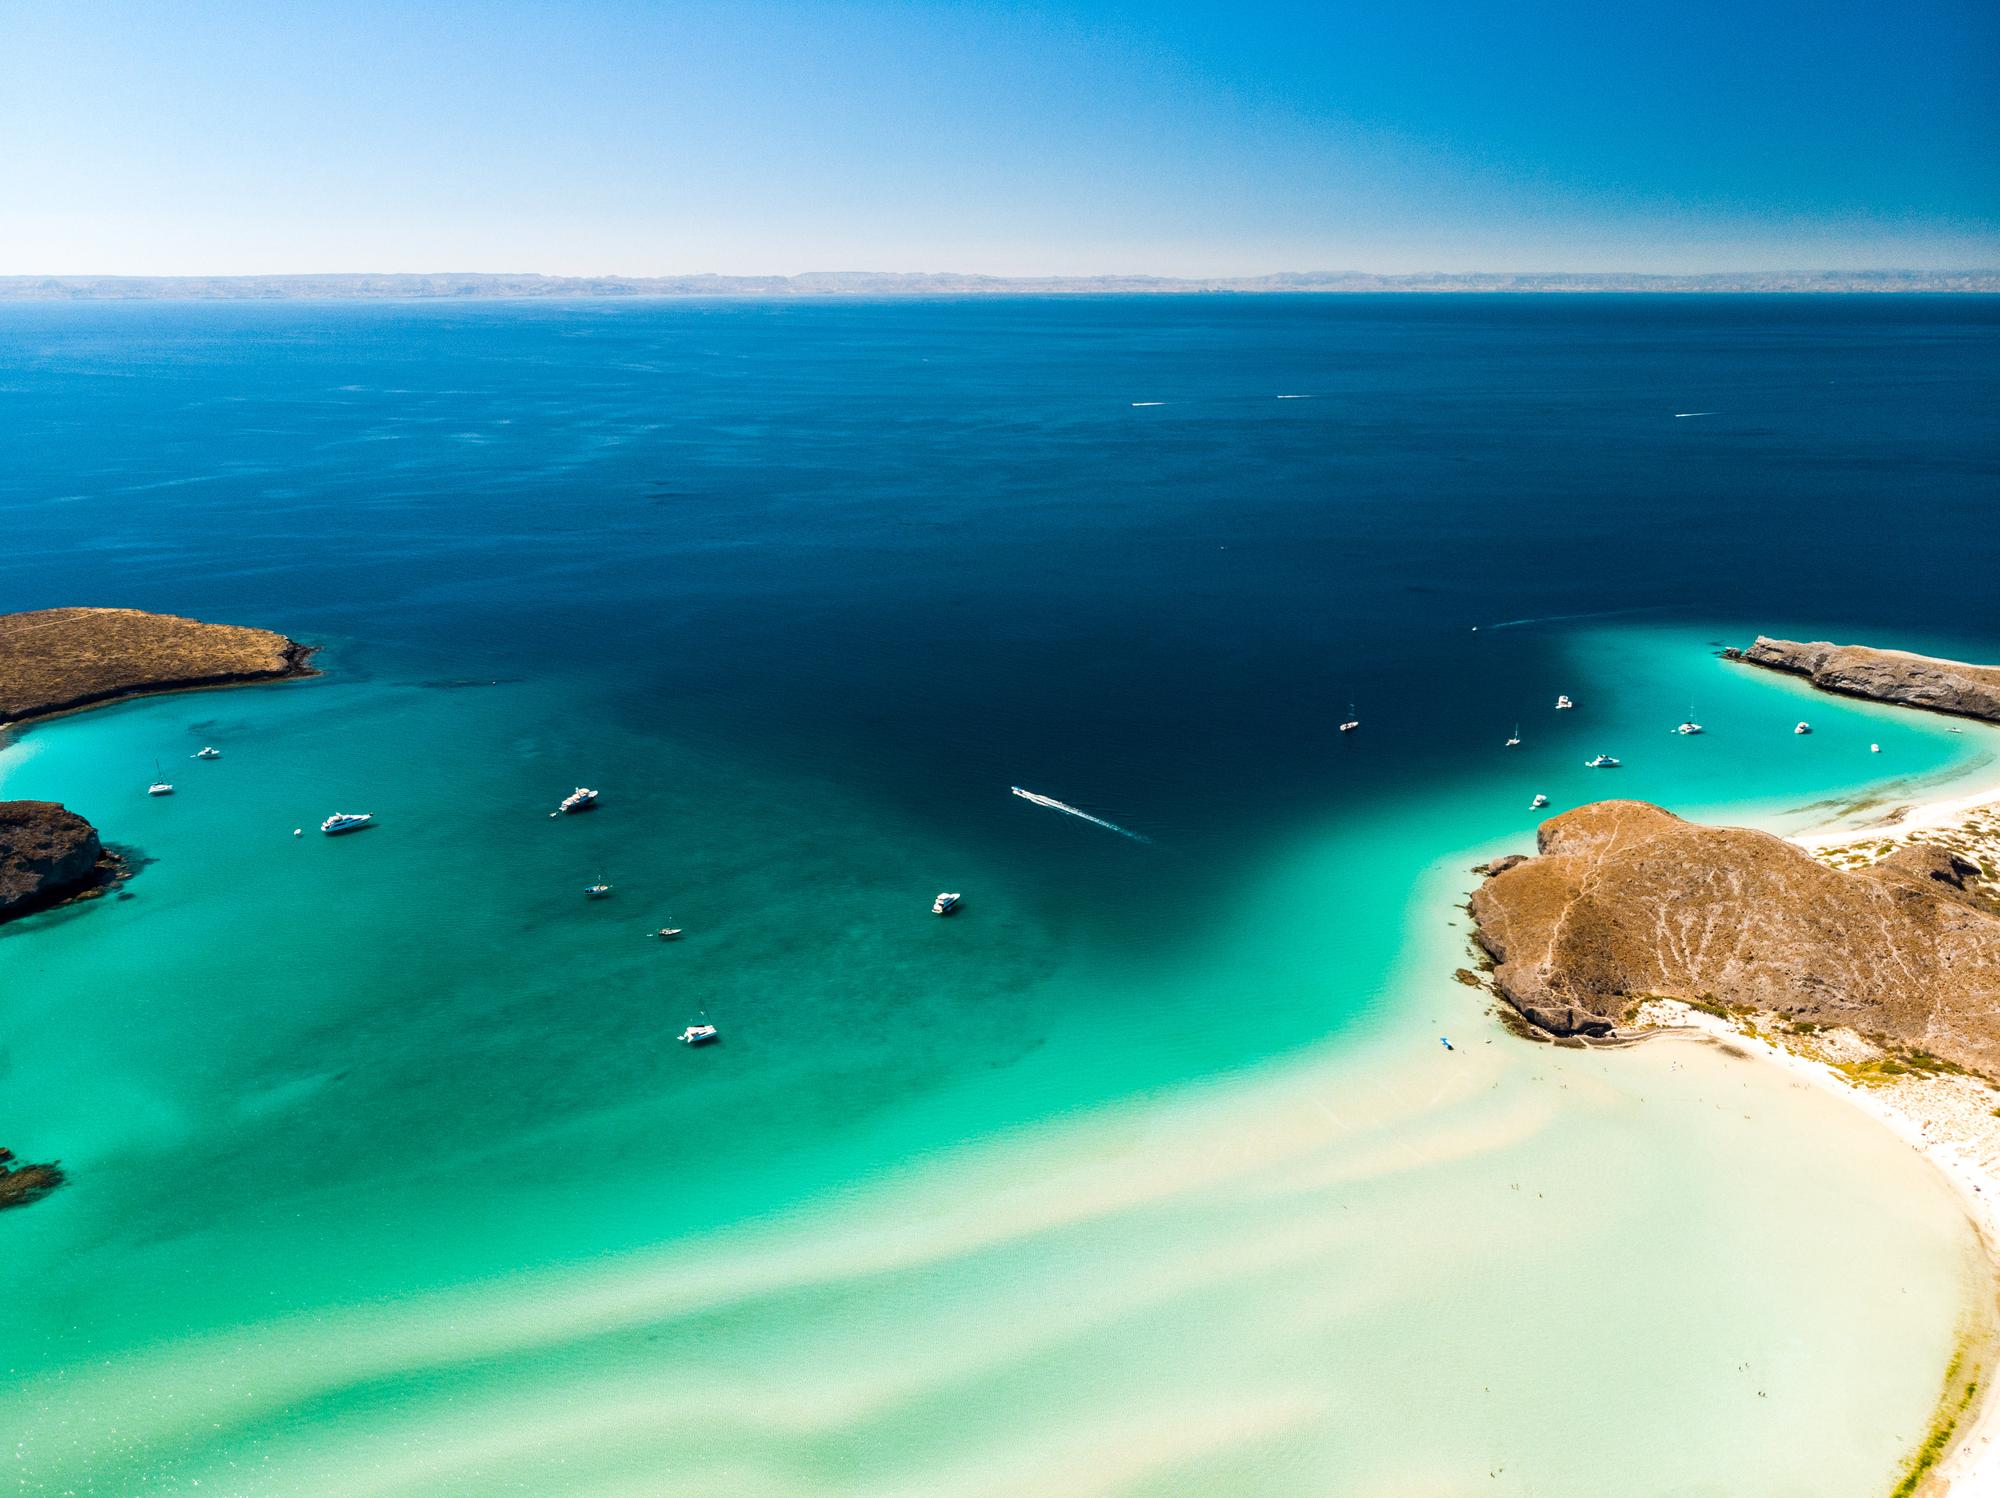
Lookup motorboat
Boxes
[1530,793,1550,809]
[1338,704,1360,733]
[1584,753,1621,768]
[194,746,221,759]
[1870,743,1881,754]
[1794,721,1812,735]
[933,891,961,916]
[1555,695,1574,710]
[320,813,372,834]
[554,787,599,817]
[679,1023,718,1046]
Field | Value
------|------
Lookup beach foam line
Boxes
[1010,785,1150,842]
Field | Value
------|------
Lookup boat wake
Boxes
[1483,606,1664,632]
[1010,786,1150,843]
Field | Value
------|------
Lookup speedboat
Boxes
[194,746,221,759]
[1530,793,1550,809]
[147,781,174,796]
[320,812,371,834]
[932,891,962,916]
[1584,753,1621,768]
[656,927,684,941]
[1794,721,1812,735]
[585,882,612,899]
[1555,695,1574,710]
[679,1023,718,1046]
[554,787,599,817]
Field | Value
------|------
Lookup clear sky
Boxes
[2,0,1994,276]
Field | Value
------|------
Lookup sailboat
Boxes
[679,1005,719,1046]
[1676,705,1703,735]
[1338,702,1360,733]
[1505,723,1521,748]
[146,760,174,796]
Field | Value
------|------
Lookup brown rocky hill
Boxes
[1469,800,2000,1074]
[0,607,312,724]
[0,800,104,920]
[1732,637,2000,724]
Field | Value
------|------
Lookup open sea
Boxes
[2,294,1998,1496]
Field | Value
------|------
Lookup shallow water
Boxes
[1,295,1996,1495]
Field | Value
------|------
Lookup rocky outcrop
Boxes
[0,800,105,920]
[0,1151,63,1211]
[0,607,314,725]
[1728,637,2000,724]
[1469,800,2000,1074]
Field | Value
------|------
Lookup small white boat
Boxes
[1794,721,1812,735]
[1870,743,1881,754]
[933,891,962,916]
[1338,703,1360,733]
[656,927,684,941]
[1531,793,1550,809]
[585,882,612,899]
[1505,724,1521,748]
[679,1023,718,1046]
[553,787,599,817]
[1584,753,1621,768]
[320,812,371,834]
[194,747,221,759]
[1676,708,1703,735]
[1555,695,1574,710]
[147,781,174,797]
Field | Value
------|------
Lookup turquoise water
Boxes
[2,296,1997,1495]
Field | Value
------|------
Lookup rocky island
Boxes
[1469,798,2000,1073]
[0,607,314,726]
[1728,636,2000,724]
[0,799,115,921]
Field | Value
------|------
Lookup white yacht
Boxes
[679,1023,719,1046]
[656,926,684,941]
[1795,721,1812,735]
[320,812,371,834]
[1555,695,1574,710]
[933,891,962,916]
[553,787,599,817]
[147,781,174,797]
[1338,703,1360,733]
[1530,793,1550,809]
[585,882,613,899]
[1584,753,1621,768]
[1871,743,1881,754]
[1676,709,1703,735]
[194,746,221,759]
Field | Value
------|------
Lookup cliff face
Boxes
[0,607,313,724]
[0,800,103,919]
[1734,637,2000,724]
[1469,800,2000,1074]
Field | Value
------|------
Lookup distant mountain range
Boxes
[1,270,1995,299]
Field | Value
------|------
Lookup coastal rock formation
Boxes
[0,607,313,725]
[1469,800,2000,1073]
[0,1151,64,1211]
[0,801,104,919]
[1729,636,2000,724]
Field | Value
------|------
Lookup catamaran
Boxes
[679,1023,719,1046]
[194,746,221,759]
[320,812,371,834]
[1584,753,1621,768]
[1676,708,1703,735]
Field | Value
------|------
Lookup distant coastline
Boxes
[2,269,1997,300]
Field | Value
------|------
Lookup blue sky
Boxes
[1,0,1994,274]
